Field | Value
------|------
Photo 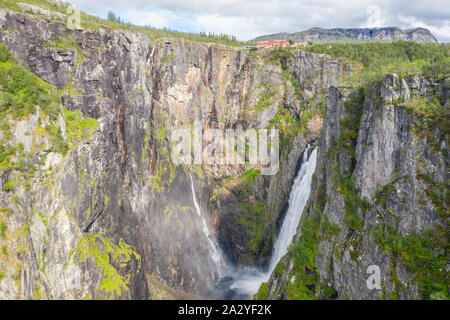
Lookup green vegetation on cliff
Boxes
[338,85,448,300]
[255,281,268,300]
[0,43,60,119]
[44,34,86,65]
[0,41,97,203]
[68,233,141,299]
[304,41,450,83]
[403,95,450,143]
[233,169,270,256]
[373,224,448,300]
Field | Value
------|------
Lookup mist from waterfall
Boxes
[214,146,318,299]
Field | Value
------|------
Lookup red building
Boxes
[257,38,290,48]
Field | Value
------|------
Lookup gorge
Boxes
[0,1,448,301]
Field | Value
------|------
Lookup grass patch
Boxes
[372,225,448,300]
[0,43,60,119]
[68,233,141,298]
[0,221,7,238]
[255,282,268,300]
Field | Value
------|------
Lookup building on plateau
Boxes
[256,38,290,48]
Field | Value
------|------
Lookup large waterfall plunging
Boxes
[267,146,317,272]
[214,146,318,299]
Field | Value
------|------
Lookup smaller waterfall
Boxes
[214,146,318,299]
[188,173,225,277]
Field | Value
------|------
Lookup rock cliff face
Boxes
[0,8,354,299]
[1,4,446,301]
[265,74,449,300]
[255,27,438,44]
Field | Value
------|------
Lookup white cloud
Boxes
[67,0,450,42]
[195,14,257,39]
[126,11,171,29]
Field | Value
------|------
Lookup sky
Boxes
[66,0,450,42]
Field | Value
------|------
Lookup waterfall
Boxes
[188,173,225,277]
[214,146,318,299]
[267,145,317,272]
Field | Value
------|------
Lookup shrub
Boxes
[51,128,69,154]
[0,221,7,238]
[372,225,448,299]
[0,44,61,119]
[0,43,13,63]
[2,180,17,191]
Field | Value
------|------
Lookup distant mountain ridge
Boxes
[254,27,438,43]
